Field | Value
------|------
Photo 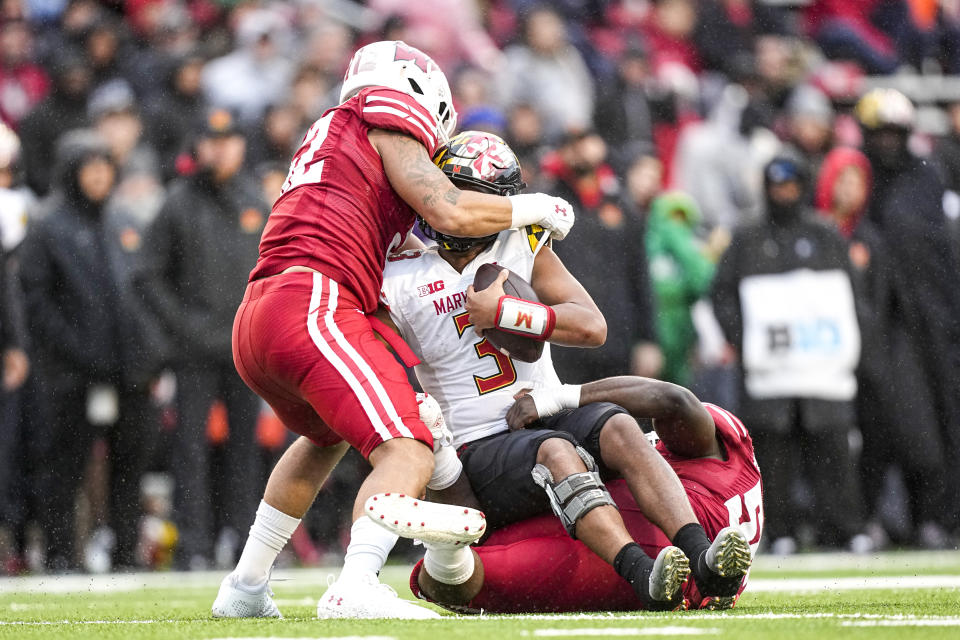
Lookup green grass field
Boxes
[1,551,958,639]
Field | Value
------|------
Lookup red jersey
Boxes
[656,403,764,555]
[249,87,440,313]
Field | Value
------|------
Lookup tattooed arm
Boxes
[370,129,515,238]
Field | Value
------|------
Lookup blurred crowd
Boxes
[0,0,959,574]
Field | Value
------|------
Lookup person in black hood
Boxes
[136,108,266,570]
[855,88,960,540]
[19,131,159,571]
[17,52,92,196]
[711,154,869,552]
[764,154,806,225]
[143,52,208,182]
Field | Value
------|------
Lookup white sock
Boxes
[235,500,300,586]
[423,542,475,585]
[339,517,398,584]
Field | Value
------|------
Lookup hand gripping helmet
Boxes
[421,130,527,252]
[340,40,457,144]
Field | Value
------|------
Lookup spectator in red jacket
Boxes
[0,20,49,129]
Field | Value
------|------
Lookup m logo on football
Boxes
[418,280,445,297]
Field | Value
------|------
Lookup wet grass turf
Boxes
[0,551,958,639]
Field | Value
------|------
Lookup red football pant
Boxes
[233,271,430,458]
[412,481,722,612]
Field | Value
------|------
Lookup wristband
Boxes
[528,384,582,418]
[495,296,556,341]
[508,194,547,228]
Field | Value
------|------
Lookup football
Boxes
[473,263,545,363]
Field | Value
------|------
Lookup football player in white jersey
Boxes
[375,131,740,610]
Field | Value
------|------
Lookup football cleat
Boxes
[317,573,440,619]
[646,546,690,610]
[706,527,753,578]
[365,493,485,546]
[211,572,281,618]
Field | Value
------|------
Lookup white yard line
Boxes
[747,575,960,592]
[526,629,720,636]
[455,613,960,622]
[520,627,720,638]
[842,620,960,627]
[0,619,162,625]
[4,614,960,626]
[4,572,958,596]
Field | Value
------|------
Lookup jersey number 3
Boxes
[453,312,517,395]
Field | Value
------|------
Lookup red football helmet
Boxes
[422,130,527,251]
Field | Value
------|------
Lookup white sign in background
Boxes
[739,269,861,401]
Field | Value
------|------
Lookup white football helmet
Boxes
[340,40,457,144]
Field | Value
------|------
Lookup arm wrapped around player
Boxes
[495,295,557,341]
[508,193,575,241]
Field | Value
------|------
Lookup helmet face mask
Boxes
[422,131,527,253]
[340,40,457,144]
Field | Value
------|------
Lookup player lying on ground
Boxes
[214,41,576,620]
[377,376,764,612]
[372,131,754,610]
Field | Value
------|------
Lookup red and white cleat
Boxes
[316,573,440,619]
[364,493,486,546]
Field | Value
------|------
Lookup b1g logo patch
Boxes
[418,280,445,297]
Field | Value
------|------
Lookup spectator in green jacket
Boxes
[646,191,715,386]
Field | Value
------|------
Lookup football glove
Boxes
[508,193,575,241]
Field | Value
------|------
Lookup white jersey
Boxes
[381,227,560,447]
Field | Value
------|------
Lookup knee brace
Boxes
[531,445,617,538]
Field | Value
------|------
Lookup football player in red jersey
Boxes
[214,41,576,620]
[389,376,764,613]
